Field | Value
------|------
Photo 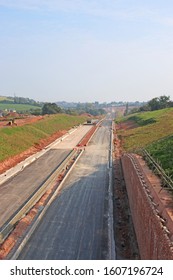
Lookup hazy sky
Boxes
[0,1,173,103]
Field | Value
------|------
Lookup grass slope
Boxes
[0,114,87,162]
[117,108,173,176]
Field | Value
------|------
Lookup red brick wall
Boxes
[121,154,173,259]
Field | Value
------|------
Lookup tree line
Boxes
[0,96,106,116]
[129,95,173,114]
[0,96,43,106]
[41,103,106,116]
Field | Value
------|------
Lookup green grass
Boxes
[0,114,87,162]
[0,103,41,112]
[117,108,173,151]
[147,136,173,177]
[116,108,173,176]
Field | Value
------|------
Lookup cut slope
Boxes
[116,108,173,176]
[0,114,87,172]
[116,108,173,151]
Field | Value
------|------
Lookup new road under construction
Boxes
[0,118,121,259]
[1,116,173,260]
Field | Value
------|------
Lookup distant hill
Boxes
[0,95,42,106]
[0,96,43,114]
[0,96,14,103]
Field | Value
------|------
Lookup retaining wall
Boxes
[121,154,173,259]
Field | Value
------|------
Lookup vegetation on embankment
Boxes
[116,108,173,176]
[0,114,87,162]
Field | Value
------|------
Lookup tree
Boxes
[124,102,129,115]
[42,103,62,115]
[30,108,42,115]
[148,95,170,111]
[159,95,170,109]
[148,97,160,111]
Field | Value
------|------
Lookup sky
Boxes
[0,1,173,103]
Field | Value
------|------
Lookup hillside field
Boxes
[0,96,12,102]
[0,103,41,112]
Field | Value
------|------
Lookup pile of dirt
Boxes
[116,120,138,130]
[80,113,92,117]
[0,116,43,128]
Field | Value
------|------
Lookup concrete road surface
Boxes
[0,125,92,228]
[18,120,112,260]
